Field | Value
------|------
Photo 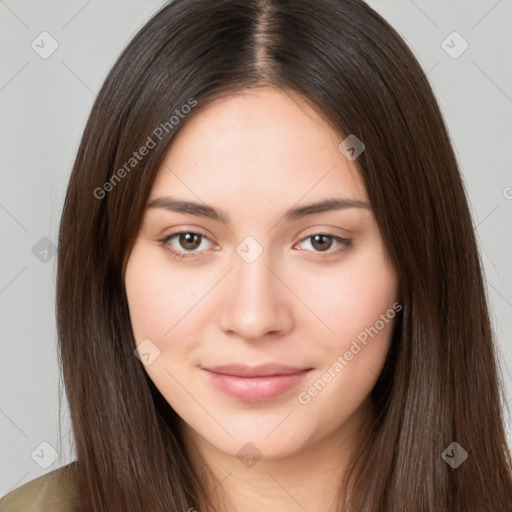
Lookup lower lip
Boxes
[202,369,311,403]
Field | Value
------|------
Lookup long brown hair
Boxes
[56,0,512,510]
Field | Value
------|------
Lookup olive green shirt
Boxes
[0,464,77,512]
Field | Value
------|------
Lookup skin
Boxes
[124,87,399,512]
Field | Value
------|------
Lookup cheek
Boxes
[125,250,163,344]
[295,246,398,410]
[298,243,398,348]
[124,243,206,344]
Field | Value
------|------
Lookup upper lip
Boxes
[202,363,311,377]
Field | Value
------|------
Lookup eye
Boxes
[158,231,352,261]
[158,231,216,260]
[294,233,352,258]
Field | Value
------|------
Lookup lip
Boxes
[203,363,311,377]
[201,363,312,402]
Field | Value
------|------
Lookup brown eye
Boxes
[177,232,202,251]
[310,234,335,251]
[296,233,352,258]
[158,231,215,260]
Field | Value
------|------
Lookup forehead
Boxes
[149,87,368,216]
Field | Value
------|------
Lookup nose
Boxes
[217,247,294,341]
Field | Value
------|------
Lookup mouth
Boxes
[201,363,313,402]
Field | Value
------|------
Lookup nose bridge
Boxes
[233,234,274,290]
[217,235,292,339]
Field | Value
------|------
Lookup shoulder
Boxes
[0,463,77,512]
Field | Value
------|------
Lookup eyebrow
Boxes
[146,196,370,224]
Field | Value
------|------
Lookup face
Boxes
[124,87,399,463]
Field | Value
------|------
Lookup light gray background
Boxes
[1,0,511,497]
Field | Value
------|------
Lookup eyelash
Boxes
[157,231,352,261]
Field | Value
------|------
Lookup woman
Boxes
[2,0,511,510]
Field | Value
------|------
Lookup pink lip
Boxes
[201,363,312,402]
